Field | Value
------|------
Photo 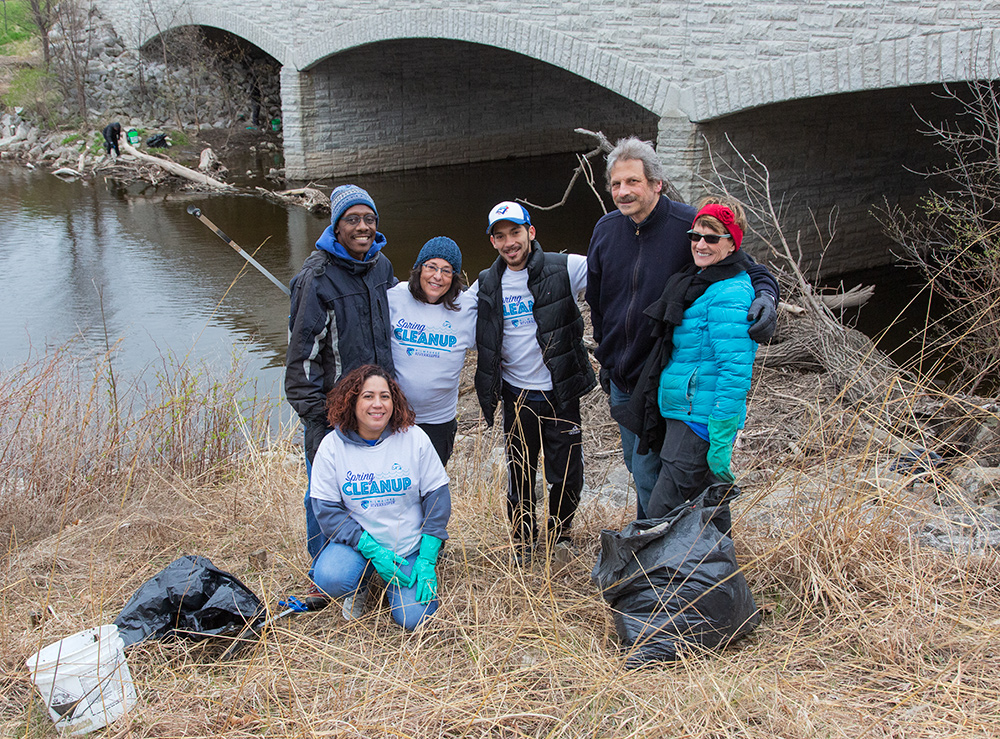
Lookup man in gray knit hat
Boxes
[285,184,396,570]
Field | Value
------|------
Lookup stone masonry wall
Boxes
[287,38,657,178]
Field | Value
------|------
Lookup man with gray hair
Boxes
[585,137,778,519]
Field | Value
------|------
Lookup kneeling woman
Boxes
[309,364,451,630]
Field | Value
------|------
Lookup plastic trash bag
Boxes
[114,555,262,647]
[591,491,760,666]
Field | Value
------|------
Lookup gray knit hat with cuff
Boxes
[414,236,462,273]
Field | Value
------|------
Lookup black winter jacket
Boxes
[475,241,596,425]
[285,248,395,426]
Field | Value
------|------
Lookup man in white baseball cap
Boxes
[474,201,595,566]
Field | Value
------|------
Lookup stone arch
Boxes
[131,8,292,65]
[288,9,682,116]
[684,28,1000,121]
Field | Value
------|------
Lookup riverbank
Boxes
[0,109,286,190]
[2,344,1000,737]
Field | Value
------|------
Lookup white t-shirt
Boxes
[388,283,478,424]
[500,253,588,390]
[310,426,449,556]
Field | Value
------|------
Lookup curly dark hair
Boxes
[326,365,415,434]
[407,265,468,312]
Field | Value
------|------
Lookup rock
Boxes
[952,463,1000,503]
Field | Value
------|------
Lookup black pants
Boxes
[648,418,731,535]
[418,418,458,466]
[501,384,583,546]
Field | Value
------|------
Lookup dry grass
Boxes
[3,353,1000,738]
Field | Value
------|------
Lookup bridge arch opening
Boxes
[136,26,281,131]
[284,38,659,178]
[681,82,968,276]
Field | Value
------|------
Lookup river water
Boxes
[0,154,608,423]
[2,153,936,430]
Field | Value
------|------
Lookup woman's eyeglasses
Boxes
[686,230,731,245]
[341,214,377,226]
[422,264,454,276]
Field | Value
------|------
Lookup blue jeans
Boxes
[309,542,439,631]
[610,382,661,519]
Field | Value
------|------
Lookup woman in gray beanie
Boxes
[387,236,478,464]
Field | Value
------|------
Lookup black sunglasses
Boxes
[687,230,732,245]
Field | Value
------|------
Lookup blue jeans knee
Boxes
[310,542,369,598]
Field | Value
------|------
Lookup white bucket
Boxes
[25,624,137,735]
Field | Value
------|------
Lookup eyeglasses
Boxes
[341,214,377,226]
[422,264,454,277]
[687,230,731,245]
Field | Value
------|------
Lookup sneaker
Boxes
[341,586,368,621]
[303,584,332,612]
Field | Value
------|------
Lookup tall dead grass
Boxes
[2,354,1000,738]
[0,346,274,549]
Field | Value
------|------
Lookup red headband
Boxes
[693,204,743,250]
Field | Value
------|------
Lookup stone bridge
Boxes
[115,1,1000,273]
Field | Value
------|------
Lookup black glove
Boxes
[747,293,777,344]
[304,418,333,463]
[598,366,612,395]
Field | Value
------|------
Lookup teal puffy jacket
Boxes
[657,273,758,426]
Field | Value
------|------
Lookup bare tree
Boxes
[878,82,1000,393]
[27,0,53,67]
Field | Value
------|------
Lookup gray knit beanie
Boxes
[413,236,462,273]
[329,184,378,227]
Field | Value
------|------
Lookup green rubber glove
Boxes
[413,534,442,605]
[358,531,414,588]
[707,417,739,484]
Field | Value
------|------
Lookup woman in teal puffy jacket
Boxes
[646,197,759,534]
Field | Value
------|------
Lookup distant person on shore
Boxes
[285,185,396,581]
[475,202,595,566]
[615,196,758,536]
[586,137,779,519]
[102,122,122,157]
[308,365,450,629]
[388,237,477,465]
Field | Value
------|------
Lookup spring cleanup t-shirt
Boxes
[500,254,587,389]
[388,283,478,424]
[309,426,449,556]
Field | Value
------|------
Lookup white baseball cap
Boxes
[487,201,531,234]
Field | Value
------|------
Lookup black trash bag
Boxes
[114,555,263,647]
[591,490,760,666]
[146,133,169,148]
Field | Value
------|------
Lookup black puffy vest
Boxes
[474,241,596,424]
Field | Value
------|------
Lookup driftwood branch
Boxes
[257,186,331,214]
[819,284,875,311]
[119,140,233,189]
[517,128,687,213]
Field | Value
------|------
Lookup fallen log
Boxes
[118,139,233,190]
